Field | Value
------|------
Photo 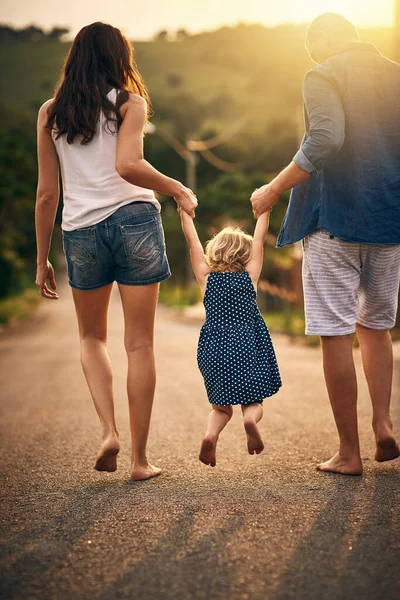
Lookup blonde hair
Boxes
[205,227,253,273]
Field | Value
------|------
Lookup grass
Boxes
[0,288,41,326]
[263,309,320,346]
[159,281,202,308]
[159,281,320,344]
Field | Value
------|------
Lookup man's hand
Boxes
[174,185,198,218]
[35,261,59,299]
[250,184,280,218]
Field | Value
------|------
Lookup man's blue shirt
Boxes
[277,43,400,247]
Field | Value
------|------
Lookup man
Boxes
[251,13,400,475]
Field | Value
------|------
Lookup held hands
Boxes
[250,184,280,218]
[35,261,59,299]
[174,185,198,218]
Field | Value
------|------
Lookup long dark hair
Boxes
[47,22,150,144]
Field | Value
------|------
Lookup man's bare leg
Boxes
[356,324,400,462]
[318,334,363,475]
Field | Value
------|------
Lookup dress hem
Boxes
[207,383,282,406]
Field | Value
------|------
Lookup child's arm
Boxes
[179,208,210,291]
[246,210,271,286]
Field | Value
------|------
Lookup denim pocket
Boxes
[63,228,98,271]
[119,217,161,266]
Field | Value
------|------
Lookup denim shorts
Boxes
[62,202,171,290]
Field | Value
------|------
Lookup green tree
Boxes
[0,105,37,297]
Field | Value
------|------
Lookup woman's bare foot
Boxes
[130,463,162,481]
[244,418,264,455]
[199,434,217,467]
[94,436,120,472]
[317,452,363,476]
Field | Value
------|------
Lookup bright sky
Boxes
[1,0,395,39]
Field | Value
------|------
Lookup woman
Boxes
[35,22,197,480]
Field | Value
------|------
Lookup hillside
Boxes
[0,23,396,135]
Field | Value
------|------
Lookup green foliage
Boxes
[0,288,40,324]
[0,104,38,298]
[159,281,202,308]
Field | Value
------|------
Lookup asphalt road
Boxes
[1,280,399,600]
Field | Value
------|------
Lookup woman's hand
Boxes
[174,185,198,218]
[35,261,59,299]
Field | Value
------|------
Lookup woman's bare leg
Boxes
[242,403,264,455]
[72,284,120,472]
[199,405,233,467]
[118,283,161,481]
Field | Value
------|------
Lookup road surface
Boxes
[1,280,399,600]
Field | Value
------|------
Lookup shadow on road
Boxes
[0,482,136,599]
[99,506,244,600]
[273,473,400,600]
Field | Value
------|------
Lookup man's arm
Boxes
[251,69,345,217]
[294,69,345,174]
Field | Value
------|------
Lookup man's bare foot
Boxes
[244,418,264,455]
[199,434,217,467]
[130,463,162,481]
[375,437,400,462]
[94,436,120,472]
[317,452,363,476]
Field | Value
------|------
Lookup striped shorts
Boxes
[302,229,400,336]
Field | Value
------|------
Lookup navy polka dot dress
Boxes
[197,271,282,406]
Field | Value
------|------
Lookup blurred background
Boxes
[0,0,399,338]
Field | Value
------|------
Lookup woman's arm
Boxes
[116,94,197,217]
[178,208,210,290]
[246,211,271,285]
[35,100,60,299]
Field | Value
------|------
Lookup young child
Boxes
[179,207,282,467]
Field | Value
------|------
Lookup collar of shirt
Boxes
[332,41,381,59]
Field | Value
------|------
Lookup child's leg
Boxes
[242,402,264,455]
[199,405,233,467]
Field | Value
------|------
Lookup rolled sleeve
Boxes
[295,69,345,174]
[293,147,318,175]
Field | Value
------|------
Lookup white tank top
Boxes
[52,88,160,231]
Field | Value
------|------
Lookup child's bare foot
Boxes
[199,434,217,467]
[317,452,363,476]
[244,418,264,455]
[94,436,120,472]
[130,463,162,481]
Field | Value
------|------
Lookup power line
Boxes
[148,114,250,177]
[186,116,249,151]
[199,148,244,172]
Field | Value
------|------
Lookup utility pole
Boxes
[185,146,198,291]
[185,148,197,193]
